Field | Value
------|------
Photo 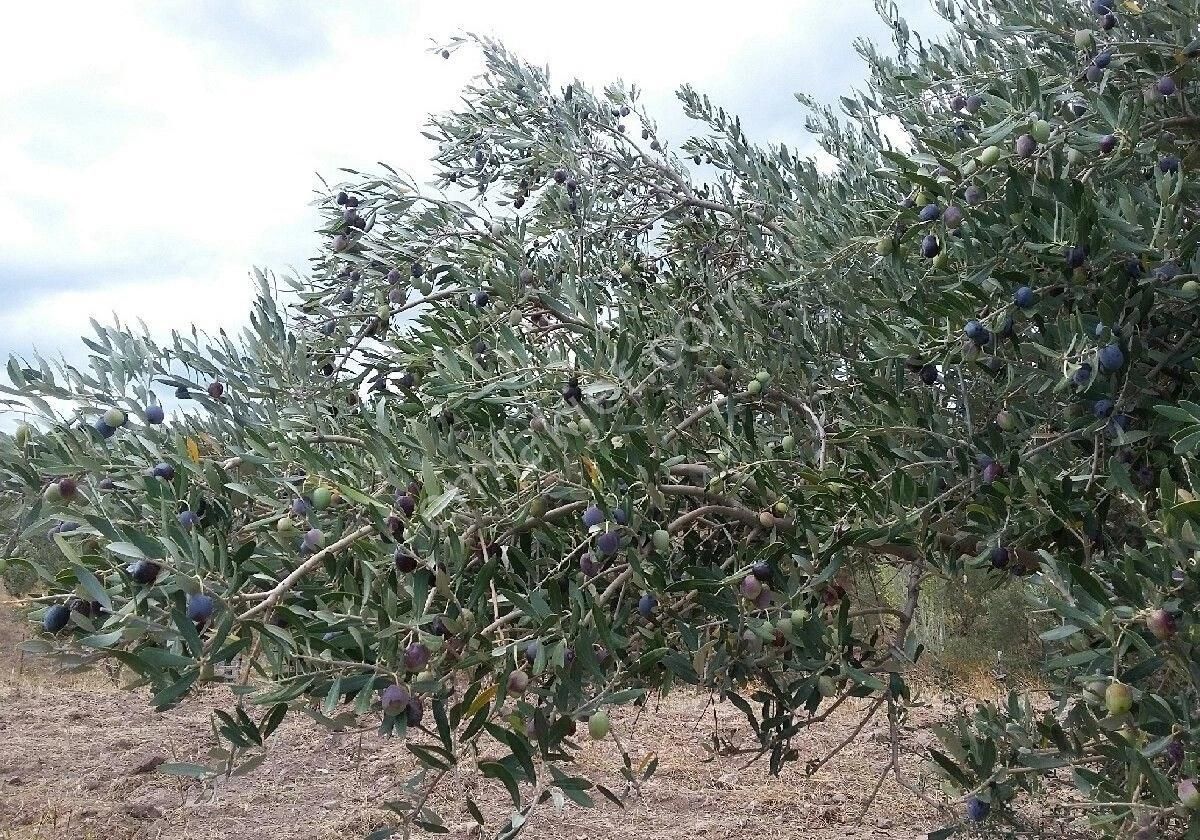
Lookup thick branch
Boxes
[668,504,763,534]
[658,484,741,508]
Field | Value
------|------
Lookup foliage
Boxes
[4,0,1200,836]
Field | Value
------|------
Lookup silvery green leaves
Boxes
[5,6,1200,838]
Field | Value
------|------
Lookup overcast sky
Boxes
[0,0,944,368]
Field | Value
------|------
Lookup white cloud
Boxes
[0,0,945,369]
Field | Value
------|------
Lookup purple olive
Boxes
[637,593,657,618]
[403,642,430,671]
[92,418,115,439]
[989,546,1010,569]
[1073,363,1093,386]
[982,461,1003,485]
[507,669,530,693]
[523,640,543,664]
[1098,344,1124,372]
[386,515,404,540]
[186,594,214,623]
[1165,739,1184,768]
[1147,608,1177,640]
[582,505,604,528]
[739,575,763,600]
[580,552,601,577]
[596,530,620,555]
[303,528,325,550]
[394,546,418,573]
[396,494,416,517]
[43,604,71,633]
[129,560,160,585]
[966,796,990,823]
[381,683,410,715]
[405,697,424,726]
[964,320,988,345]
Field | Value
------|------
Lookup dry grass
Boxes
[0,603,1092,840]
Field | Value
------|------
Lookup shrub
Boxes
[3,2,1200,837]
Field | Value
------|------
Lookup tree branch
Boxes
[803,696,885,778]
[862,532,1038,569]
[238,524,376,620]
[667,504,762,534]
[221,433,368,470]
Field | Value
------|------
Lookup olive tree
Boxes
[3,0,1200,836]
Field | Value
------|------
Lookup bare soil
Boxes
[0,606,1075,840]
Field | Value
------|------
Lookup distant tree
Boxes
[4,1,1200,836]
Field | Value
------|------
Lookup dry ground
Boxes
[0,606,1088,840]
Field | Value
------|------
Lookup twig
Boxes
[859,699,901,818]
[331,288,466,377]
[1145,328,1196,382]
[405,768,449,829]
[803,696,885,777]
[0,505,26,560]
[662,388,746,445]
[237,525,376,620]
[769,389,827,470]
[501,500,588,540]
[595,566,632,607]
[220,433,367,470]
